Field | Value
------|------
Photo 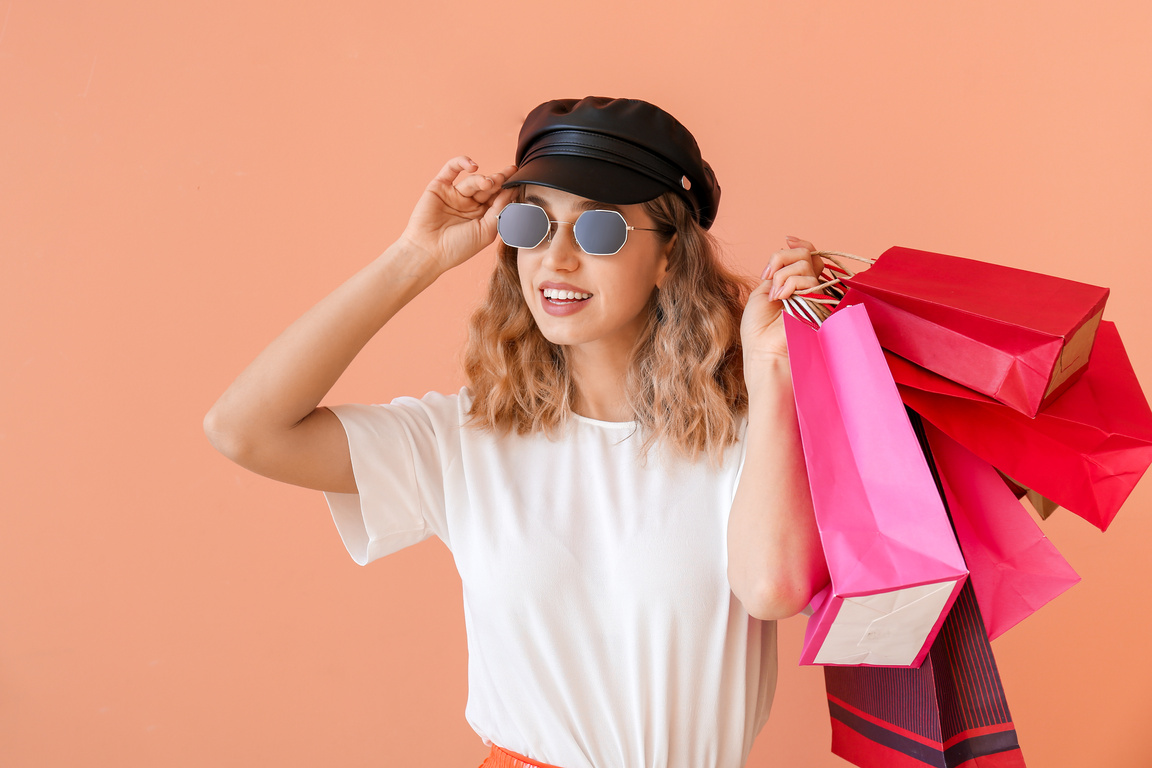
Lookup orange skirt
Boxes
[479,743,564,768]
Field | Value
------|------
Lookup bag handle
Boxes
[781,250,874,328]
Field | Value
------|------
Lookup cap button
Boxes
[680,175,692,190]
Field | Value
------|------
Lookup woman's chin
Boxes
[526,308,578,345]
[534,324,582,348]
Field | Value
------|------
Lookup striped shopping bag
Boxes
[824,581,1026,768]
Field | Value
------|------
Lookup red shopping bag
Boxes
[922,423,1080,640]
[843,247,1109,417]
[785,304,968,667]
[888,321,1152,531]
[825,581,1027,768]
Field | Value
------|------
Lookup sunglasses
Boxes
[497,202,660,256]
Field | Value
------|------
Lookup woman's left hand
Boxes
[741,236,824,378]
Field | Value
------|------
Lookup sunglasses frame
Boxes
[498,202,660,256]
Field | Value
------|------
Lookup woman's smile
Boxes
[539,281,593,315]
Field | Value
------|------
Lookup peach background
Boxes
[3,1,1151,766]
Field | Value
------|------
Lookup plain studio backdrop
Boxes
[3,2,1150,766]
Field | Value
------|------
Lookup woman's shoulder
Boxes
[379,386,474,422]
[329,387,473,431]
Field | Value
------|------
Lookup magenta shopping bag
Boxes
[922,423,1080,641]
[785,304,968,667]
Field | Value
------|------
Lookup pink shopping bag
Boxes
[922,423,1080,641]
[785,304,968,667]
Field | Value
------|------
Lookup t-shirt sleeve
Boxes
[322,393,458,565]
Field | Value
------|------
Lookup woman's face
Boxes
[515,184,671,360]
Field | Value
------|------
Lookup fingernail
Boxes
[769,286,780,300]
[760,265,771,280]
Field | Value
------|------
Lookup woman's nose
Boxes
[541,223,581,270]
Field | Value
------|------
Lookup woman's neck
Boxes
[569,343,635,423]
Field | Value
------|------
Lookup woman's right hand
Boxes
[399,156,518,272]
[206,157,517,494]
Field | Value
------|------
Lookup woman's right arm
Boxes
[203,156,516,493]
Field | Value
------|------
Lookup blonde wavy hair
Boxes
[464,191,754,461]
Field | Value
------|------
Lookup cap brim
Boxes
[502,155,667,206]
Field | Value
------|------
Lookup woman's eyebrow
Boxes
[576,199,621,213]
[522,194,623,215]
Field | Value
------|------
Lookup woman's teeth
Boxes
[543,288,592,301]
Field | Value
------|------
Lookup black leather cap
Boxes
[503,97,721,229]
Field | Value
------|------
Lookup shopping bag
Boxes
[888,321,1152,531]
[785,304,968,667]
[922,423,1080,640]
[842,247,1109,417]
[825,580,1027,768]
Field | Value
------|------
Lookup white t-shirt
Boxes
[324,389,778,768]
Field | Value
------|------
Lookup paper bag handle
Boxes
[782,250,874,328]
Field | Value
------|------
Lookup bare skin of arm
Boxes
[203,157,516,493]
[727,236,831,620]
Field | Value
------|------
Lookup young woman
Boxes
[205,96,829,768]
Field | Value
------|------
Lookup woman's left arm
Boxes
[728,236,831,620]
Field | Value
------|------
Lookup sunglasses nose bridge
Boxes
[544,219,580,251]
